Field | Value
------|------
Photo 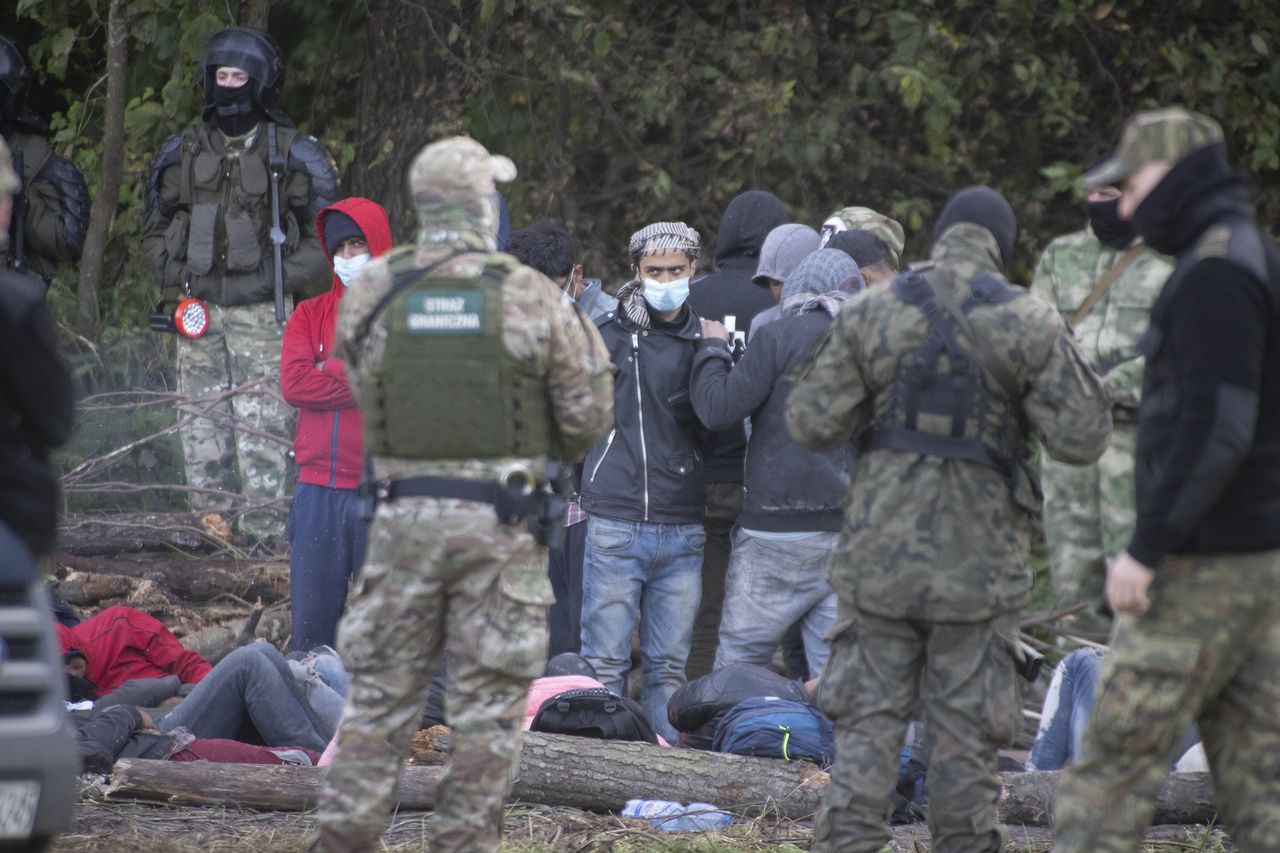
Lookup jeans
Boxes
[715,529,838,676]
[288,482,369,653]
[547,519,588,657]
[686,482,742,680]
[1027,646,1200,772]
[579,514,704,742]
[1026,648,1105,771]
[159,644,347,751]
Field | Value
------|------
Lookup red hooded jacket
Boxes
[56,605,211,693]
[280,198,392,489]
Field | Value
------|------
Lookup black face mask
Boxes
[210,83,259,136]
[1087,198,1134,250]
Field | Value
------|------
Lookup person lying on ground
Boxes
[1026,647,1204,772]
[75,705,319,775]
[156,642,347,752]
[55,604,211,694]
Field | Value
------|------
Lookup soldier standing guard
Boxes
[1030,177,1173,629]
[1055,108,1280,853]
[309,136,613,853]
[788,186,1112,853]
[0,35,90,287]
[142,26,339,545]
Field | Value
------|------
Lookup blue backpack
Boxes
[711,696,835,768]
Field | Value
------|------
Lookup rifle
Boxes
[266,123,286,324]
[10,149,26,271]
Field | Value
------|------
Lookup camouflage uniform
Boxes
[311,137,612,853]
[142,32,338,542]
[1029,231,1171,616]
[1055,109,1280,853]
[788,220,1111,853]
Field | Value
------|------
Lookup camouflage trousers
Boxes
[1040,421,1136,619]
[813,610,1023,853]
[311,496,552,853]
[1055,549,1280,853]
[175,301,294,543]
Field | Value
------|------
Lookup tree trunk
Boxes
[998,770,1218,827]
[348,0,491,239]
[56,512,233,556]
[51,551,288,605]
[105,738,1219,827]
[239,0,271,29]
[73,0,127,339]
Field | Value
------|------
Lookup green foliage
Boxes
[4,0,1279,320]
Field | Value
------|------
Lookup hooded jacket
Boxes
[280,198,392,489]
[690,251,860,532]
[687,190,788,482]
[55,605,212,694]
[1125,143,1280,566]
[579,305,708,524]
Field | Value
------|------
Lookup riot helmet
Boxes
[0,35,33,124]
[201,27,285,114]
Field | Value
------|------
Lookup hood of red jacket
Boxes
[316,197,394,295]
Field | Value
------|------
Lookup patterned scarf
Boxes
[613,278,651,329]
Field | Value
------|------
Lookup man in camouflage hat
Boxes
[1030,174,1173,631]
[818,204,907,268]
[789,186,1112,853]
[309,136,613,853]
[1055,108,1280,852]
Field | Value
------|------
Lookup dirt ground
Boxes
[50,793,1230,852]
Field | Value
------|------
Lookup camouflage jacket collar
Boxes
[930,223,1003,281]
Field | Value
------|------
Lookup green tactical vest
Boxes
[363,249,555,460]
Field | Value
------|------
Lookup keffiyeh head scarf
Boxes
[779,249,865,318]
[616,221,701,327]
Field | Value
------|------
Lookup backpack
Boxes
[531,687,659,744]
[667,663,810,750]
[711,696,835,768]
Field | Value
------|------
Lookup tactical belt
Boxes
[862,427,1006,473]
[366,474,544,526]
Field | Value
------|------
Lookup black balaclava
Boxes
[932,185,1017,268]
[208,80,261,137]
[1087,198,1136,250]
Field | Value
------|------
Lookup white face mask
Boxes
[332,252,371,287]
[641,276,691,312]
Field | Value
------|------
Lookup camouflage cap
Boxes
[0,135,17,197]
[819,206,906,269]
[408,136,516,204]
[1084,107,1224,187]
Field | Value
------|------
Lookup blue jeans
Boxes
[1027,648,1105,771]
[159,644,347,751]
[579,514,704,742]
[715,529,838,676]
[288,482,369,653]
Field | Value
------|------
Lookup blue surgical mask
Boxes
[642,276,690,312]
[332,252,371,287]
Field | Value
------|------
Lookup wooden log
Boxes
[57,512,228,556]
[997,770,1218,826]
[106,740,1221,828]
[52,554,289,606]
[107,733,826,817]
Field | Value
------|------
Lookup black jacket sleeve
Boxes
[0,276,74,452]
[1128,259,1267,566]
[690,333,780,432]
[76,705,145,774]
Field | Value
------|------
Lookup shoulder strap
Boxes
[918,269,1022,401]
[1069,244,1148,330]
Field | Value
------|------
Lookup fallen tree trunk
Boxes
[52,558,289,606]
[106,736,1219,826]
[998,770,1217,826]
[57,512,232,556]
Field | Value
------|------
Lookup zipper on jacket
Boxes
[590,428,616,482]
[633,332,650,521]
